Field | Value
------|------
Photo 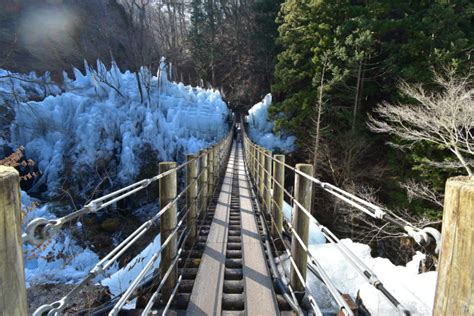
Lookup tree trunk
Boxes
[311,63,326,213]
[346,57,365,180]
[352,57,364,132]
[313,63,326,176]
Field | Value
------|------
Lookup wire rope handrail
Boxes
[243,130,441,250]
[241,127,432,316]
[23,133,232,246]
[242,140,355,316]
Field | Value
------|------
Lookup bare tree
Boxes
[400,179,444,208]
[368,68,474,175]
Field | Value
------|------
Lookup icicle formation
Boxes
[246,93,296,152]
[8,59,229,197]
[0,69,61,104]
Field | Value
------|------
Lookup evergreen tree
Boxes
[272,0,473,219]
[190,0,219,85]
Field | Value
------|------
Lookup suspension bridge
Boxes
[0,118,473,316]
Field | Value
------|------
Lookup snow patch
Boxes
[100,233,161,296]
[21,191,101,287]
[283,201,435,315]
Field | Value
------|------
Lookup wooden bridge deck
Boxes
[187,142,278,315]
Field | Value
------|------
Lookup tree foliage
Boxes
[189,0,283,106]
[272,0,473,221]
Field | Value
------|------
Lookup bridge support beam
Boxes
[434,176,474,315]
[159,162,178,301]
[0,166,27,316]
[272,155,285,238]
[290,164,313,293]
[186,155,198,247]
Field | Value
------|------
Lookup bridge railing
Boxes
[1,128,233,315]
[241,127,472,316]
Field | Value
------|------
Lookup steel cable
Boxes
[244,136,412,315]
[23,146,212,246]
[248,140,439,249]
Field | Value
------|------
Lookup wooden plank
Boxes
[187,145,235,315]
[236,145,279,315]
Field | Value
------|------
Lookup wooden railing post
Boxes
[252,144,258,180]
[159,162,178,301]
[248,141,253,179]
[0,167,27,315]
[248,143,252,177]
[272,155,285,238]
[199,149,208,217]
[208,146,215,197]
[434,176,474,315]
[259,147,265,201]
[264,150,272,214]
[217,143,222,174]
[290,164,313,293]
[186,155,198,247]
[255,148,260,194]
[213,145,218,187]
[248,141,252,175]
[245,139,250,175]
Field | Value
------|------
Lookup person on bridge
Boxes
[234,123,241,141]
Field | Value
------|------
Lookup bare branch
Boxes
[400,179,444,207]
[368,68,474,175]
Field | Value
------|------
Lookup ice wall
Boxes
[246,93,295,152]
[8,60,229,196]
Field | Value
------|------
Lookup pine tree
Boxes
[271,0,473,219]
[190,0,219,85]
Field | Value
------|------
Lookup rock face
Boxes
[27,283,111,315]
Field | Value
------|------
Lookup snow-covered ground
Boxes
[100,233,161,296]
[246,93,295,152]
[21,188,161,298]
[282,202,436,315]
[21,191,102,287]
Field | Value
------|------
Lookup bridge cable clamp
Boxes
[32,303,54,316]
[421,227,442,254]
[85,201,101,214]
[373,207,386,219]
[46,297,68,316]
[142,178,152,188]
[24,218,50,246]
[404,226,429,245]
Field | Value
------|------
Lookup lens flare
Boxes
[19,6,78,57]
